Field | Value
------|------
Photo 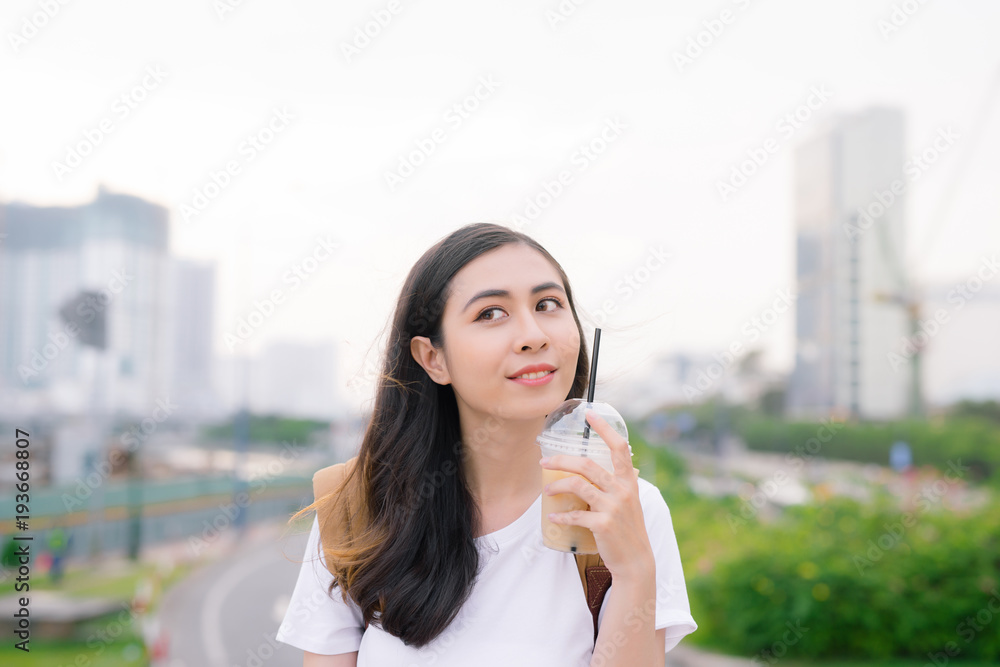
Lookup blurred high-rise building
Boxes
[788,107,912,420]
[0,186,222,425]
[163,257,222,419]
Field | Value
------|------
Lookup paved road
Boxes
[156,521,309,667]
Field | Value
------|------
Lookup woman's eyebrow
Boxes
[461,282,565,313]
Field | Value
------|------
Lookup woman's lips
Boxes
[508,369,555,386]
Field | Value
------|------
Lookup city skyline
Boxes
[3,181,999,423]
[2,0,999,417]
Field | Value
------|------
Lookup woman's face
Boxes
[411,243,581,422]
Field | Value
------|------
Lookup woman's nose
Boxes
[515,311,549,350]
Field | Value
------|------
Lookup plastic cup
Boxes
[537,398,631,553]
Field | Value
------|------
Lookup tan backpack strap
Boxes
[311,456,369,629]
[575,552,612,643]
[312,457,356,540]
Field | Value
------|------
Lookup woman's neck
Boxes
[459,411,546,508]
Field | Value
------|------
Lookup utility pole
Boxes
[59,290,109,562]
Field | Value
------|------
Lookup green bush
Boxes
[631,426,1000,661]
[950,400,1000,425]
[200,412,329,444]
[688,496,1000,660]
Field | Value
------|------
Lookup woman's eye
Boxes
[476,307,504,321]
[539,297,563,311]
[475,297,563,322]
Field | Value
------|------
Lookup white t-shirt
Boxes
[276,476,697,665]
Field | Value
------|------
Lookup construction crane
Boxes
[872,60,1000,418]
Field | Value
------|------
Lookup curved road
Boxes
[154,519,722,667]
[157,520,310,667]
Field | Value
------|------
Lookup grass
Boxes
[782,662,998,666]
[30,557,194,611]
[685,639,1000,666]
[0,553,196,665]
[0,636,147,666]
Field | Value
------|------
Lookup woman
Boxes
[276,223,696,666]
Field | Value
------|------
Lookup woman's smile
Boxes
[508,369,556,386]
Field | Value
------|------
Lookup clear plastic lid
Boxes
[536,398,631,459]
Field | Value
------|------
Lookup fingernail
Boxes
[539,457,550,465]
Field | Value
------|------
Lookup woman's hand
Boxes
[540,410,654,580]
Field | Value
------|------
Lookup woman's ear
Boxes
[410,336,452,385]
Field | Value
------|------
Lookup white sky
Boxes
[2,0,999,411]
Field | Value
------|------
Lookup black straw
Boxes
[582,328,601,441]
[587,328,601,402]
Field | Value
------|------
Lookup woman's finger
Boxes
[584,410,633,477]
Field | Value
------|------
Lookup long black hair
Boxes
[291,222,590,647]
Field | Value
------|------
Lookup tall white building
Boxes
[163,258,224,421]
[788,107,912,420]
[0,187,220,422]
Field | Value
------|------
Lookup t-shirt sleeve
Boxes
[596,479,698,654]
[275,514,366,655]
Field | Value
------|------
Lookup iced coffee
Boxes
[537,398,630,554]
